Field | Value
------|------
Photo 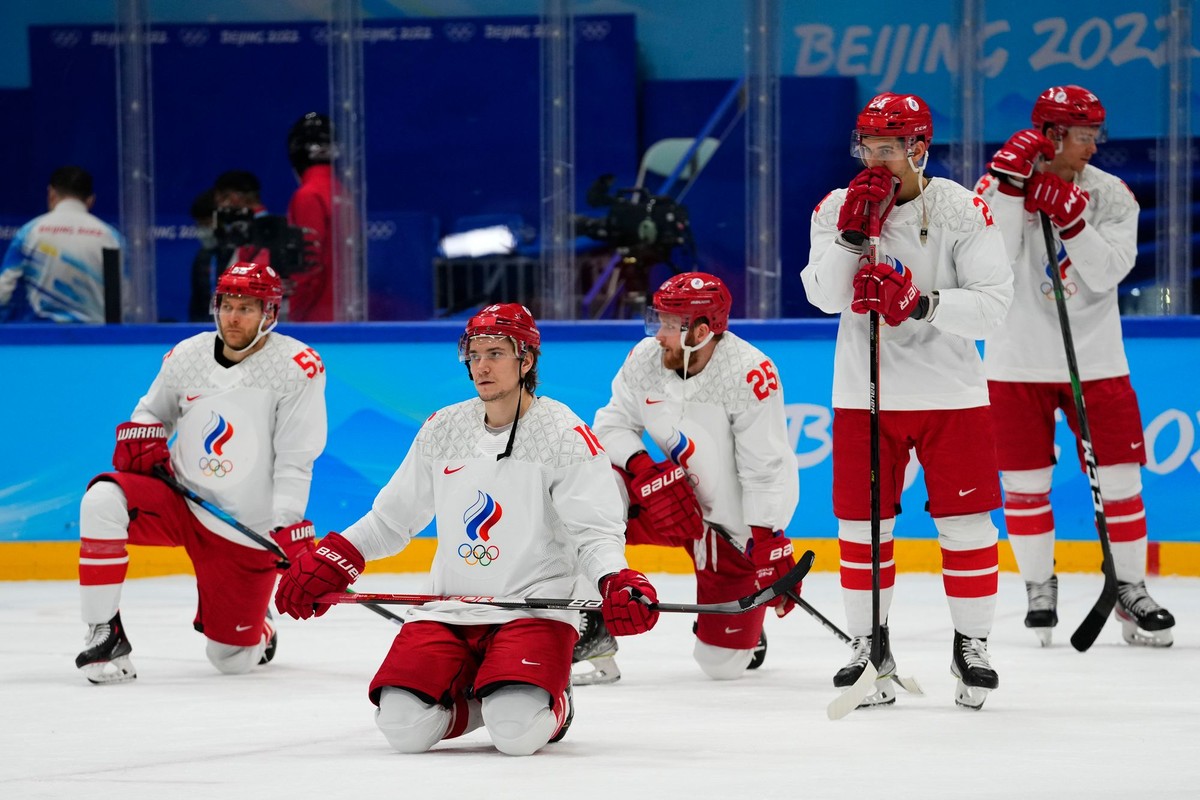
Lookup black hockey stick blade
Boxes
[322,550,816,615]
[1070,573,1119,652]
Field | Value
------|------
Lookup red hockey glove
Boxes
[112,422,172,476]
[1025,172,1088,236]
[623,453,704,546]
[747,526,797,617]
[270,520,317,565]
[851,262,921,327]
[600,569,660,636]
[988,129,1055,186]
[838,166,897,245]
[274,532,364,620]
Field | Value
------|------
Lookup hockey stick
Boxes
[706,521,850,643]
[1038,213,1120,652]
[152,466,404,626]
[829,198,886,720]
[319,549,815,615]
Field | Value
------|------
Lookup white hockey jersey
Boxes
[339,396,629,626]
[802,176,1014,410]
[592,333,799,543]
[130,331,327,546]
[974,165,1138,382]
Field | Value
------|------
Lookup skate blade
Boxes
[81,656,137,685]
[1120,620,1174,648]
[571,655,621,686]
[954,681,989,710]
[1032,627,1053,647]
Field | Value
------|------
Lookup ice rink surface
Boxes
[2,570,1197,799]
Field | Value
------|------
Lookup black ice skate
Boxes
[548,683,574,744]
[951,631,998,710]
[1024,575,1058,647]
[747,629,768,670]
[76,611,136,684]
[571,611,620,685]
[1115,580,1175,647]
[259,613,278,666]
[832,625,923,707]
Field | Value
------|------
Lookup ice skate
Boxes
[571,611,620,685]
[259,613,278,665]
[951,631,998,710]
[833,625,898,707]
[548,682,574,744]
[1024,575,1058,647]
[76,611,136,685]
[1115,581,1175,647]
[747,629,767,670]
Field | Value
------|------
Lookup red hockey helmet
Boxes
[1032,85,1106,130]
[213,261,283,314]
[856,93,933,141]
[651,272,732,335]
[458,302,541,362]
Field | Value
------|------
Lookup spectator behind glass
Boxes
[0,166,123,322]
[188,188,218,322]
[286,112,336,322]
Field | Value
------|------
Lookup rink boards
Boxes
[3,317,1198,578]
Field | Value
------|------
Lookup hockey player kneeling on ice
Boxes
[75,262,327,684]
[802,93,1010,709]
[575,272,799,685]
[274,304,659,756]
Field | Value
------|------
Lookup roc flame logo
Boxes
[668,430,695,470]
[460,491,502,566]
[199,412,235,477]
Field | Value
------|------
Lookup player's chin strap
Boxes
[213,307,279,353]
[907,143,930,246]
[678,326,715,381]
[497,349,529,461]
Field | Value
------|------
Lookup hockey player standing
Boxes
[285,112,336,322]
[75,261,328,683]
[576,272,799,685]
[274,303,659,756]
[801,93,1013,709]
[975,85,1175,647]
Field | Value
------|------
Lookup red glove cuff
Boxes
[626,451,655,475]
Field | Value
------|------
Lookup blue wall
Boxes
[4,317,1198,543]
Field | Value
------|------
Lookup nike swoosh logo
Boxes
[1130,442,1142,449]
[186,394,202,402]
[521,658,541,666]
[724,627,742,634]
[235,624,252,632]
[644,398,665,405]
[958,488,977,496]
[443,465,465,474]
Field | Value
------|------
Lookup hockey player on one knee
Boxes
[76,261,327,684]
[802,92,1014,709]
[274,303,659,756]
[975,85,1175,648]
[586,272,799,683]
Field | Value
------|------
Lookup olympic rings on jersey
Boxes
[457,542,500,566]
[1040,280,1078,299]
[198,456,234,477]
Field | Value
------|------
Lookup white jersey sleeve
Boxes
[129,332,328,544]
[979,164,1136,382]
[341,396,628,625]
[803,177,1014,411]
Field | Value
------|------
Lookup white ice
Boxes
[2,571,1197,799]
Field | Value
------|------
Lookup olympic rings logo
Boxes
[199,456,234,478]
[458,542,500,566]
